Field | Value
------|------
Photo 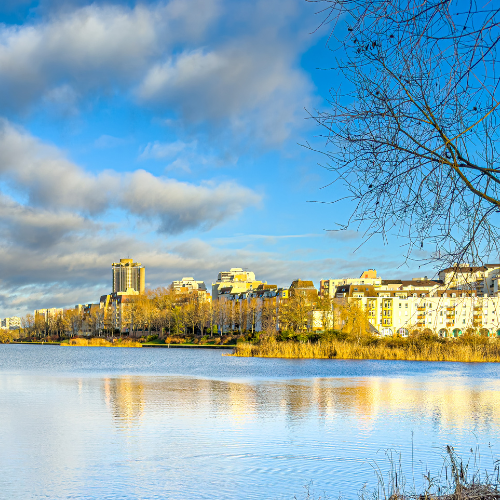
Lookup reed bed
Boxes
[232,337,500,362]
[61,338,142,348]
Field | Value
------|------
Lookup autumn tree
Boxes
[260,299,278,337]
[21,313,35,340]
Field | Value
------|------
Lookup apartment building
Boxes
[171,277,210,301]
[34,308,63,322]
[320,269,381,298]
[112,259,145,294]
[438,264,500,295]
[212,268,265,301]
[100,289,140,334]
[335,282,500,337]
[1,317,21,330]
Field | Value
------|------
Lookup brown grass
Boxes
[61,338,142,348]
[232,337,500,362]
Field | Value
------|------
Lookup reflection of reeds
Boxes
[232,338,500,362]
[60,338,142,347]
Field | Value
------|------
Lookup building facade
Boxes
[112,259,145,294]
[320,269,381,298]
[1,317,21,330]
[212,268,265,301]
[171,277,210,301]
[332,270,500,337]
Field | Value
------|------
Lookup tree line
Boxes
[13,288,373,341]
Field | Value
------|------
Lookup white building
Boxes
[212,268,265,301]
[1,317,21,330]
[171,277,207,292]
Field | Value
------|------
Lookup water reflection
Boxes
[3,347,500,500]
[102,375,500,433]
[103,377,145,428]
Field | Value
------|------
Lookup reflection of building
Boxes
[1,317,21,330]
[104,377,145,429]
[112,258,145,294]
[212,268,264,300]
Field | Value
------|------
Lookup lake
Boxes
[1,345,500,500]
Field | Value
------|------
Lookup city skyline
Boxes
[0,0,436,319]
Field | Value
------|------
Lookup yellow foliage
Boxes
[0,328,16,344]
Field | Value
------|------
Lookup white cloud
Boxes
[0,119,261,233]
[139,140,193,160]
[137,42,314,144]
[165,158,191,173]
[0,0,316,145]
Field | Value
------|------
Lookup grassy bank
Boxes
[60,338,142,348]
[232,335,500,362]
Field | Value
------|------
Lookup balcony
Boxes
[446,323,454,327]
[417,315,425,320]
[417,307,425,311]
[446,307,455,311]
[416,322,425,327]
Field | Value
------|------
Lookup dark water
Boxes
[1,345,500,500]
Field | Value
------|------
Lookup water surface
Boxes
[1,345,499,499]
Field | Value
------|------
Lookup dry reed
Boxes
[61,338,142,348]
[232,337,500,362]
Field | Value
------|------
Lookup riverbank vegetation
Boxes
[233,331,500,363]
[60,338,142,347]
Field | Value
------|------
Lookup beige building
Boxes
[1,317,21,330]
[320,269,381,298]
[438,264,500,295]
[172,277,207,292]
[171,277,210,301]
[335,281,500,337]
[212,268,265,300]
[34,308,63,322]
[100,289,140,334]
[112,259,145,294]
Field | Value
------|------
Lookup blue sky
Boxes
[0,0,429,317]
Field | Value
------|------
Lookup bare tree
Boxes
[21,313,35,340]
[308,0,500,268]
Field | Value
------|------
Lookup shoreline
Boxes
[7,341,234,349]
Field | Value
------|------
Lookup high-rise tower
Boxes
[111,259,145,294]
